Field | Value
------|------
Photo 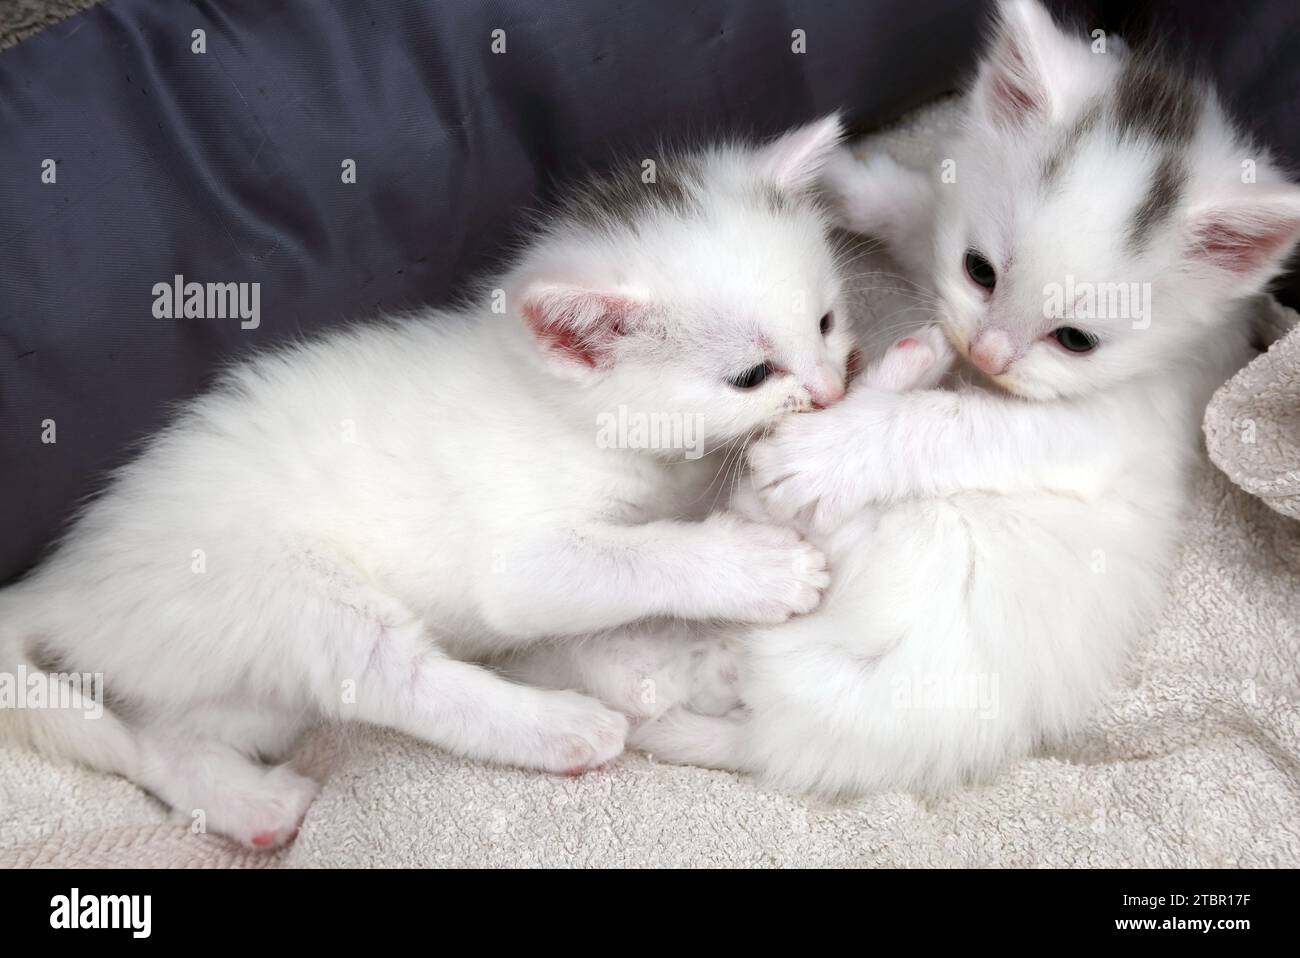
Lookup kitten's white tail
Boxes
[0,590,140,779]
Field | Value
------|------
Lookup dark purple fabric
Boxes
[1,0,1298,583]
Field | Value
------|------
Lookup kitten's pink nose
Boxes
[807,363,846,410]
[969,328,1015,377]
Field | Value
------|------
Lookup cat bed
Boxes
[5,97,1300,868]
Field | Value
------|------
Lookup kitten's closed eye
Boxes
[729,363,772,389]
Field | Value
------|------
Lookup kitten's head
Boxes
[508,117,855,452]
[936,0,1300,399]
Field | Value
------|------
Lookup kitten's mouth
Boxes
[943,323,1025,395]
[940,321,970,360]
[964,359,1026,395]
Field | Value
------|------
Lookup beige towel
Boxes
[1205,300,1300,522]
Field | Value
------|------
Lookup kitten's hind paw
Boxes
[531,691,628,775]
[202,765,319,851]
[235,768,318,850]
[137,730,320,851]
[685,640,744,716]
[631,708,749,772]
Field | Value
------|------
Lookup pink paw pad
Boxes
[896,337,918,349]
[562,762,608,778]
[251,831,277,848]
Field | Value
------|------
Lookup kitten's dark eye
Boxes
[1051,327,1099,354]
[964,249,996,291]
[819,312,834,336]
[728,363,771,389]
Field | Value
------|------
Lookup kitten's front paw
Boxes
[864,326,955,392]
[706,515,829,624]
[533,691,628,775]
[750,415,865,532]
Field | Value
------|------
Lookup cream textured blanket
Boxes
[1205,300,1300,522]
[3,98,1298,869]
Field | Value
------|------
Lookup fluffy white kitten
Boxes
[0,118,856,846]
[628,0,1300,796]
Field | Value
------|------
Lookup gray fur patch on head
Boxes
[1127,152,1188,252]
[1040,97,1103,186]
[1031,45,1199,251]
[557,157,705,231]
[756,181,792,214]
[1113,51,1199,147]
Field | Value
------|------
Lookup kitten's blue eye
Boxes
[728,363,771,389]
[1051,327,1099,354]
[964,249,996,291]
[819,312,834,335]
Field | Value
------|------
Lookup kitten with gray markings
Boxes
[564,0,1300,797]
[0,118,855,847]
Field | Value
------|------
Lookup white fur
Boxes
[0,119,855,846]
[628,1,1300,797]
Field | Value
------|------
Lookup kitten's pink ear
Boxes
[1185,190,1300,288]
[756,114,844,194]
[976,0,1071,128]
[518,282,643,372]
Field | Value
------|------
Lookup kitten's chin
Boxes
[988,376,1053,400]
[986,374,1034,398]
[1001,376,1084,402]
[963,362,1054,401]
[949,342,1061,401]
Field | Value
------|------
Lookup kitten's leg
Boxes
[500,625,743,721]
[323,602,627,774]
[479,516,830,637]
[135,725,319,850]
[821,147,938,278]
[254,550,628,774]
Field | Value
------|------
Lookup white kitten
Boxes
[0,118,856,846]
[630,0,1300,796]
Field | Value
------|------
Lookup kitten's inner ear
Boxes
[756,114,844,195]
[977,0,1068,128]
[1185,193,1300,282]
[519,282,643,370]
